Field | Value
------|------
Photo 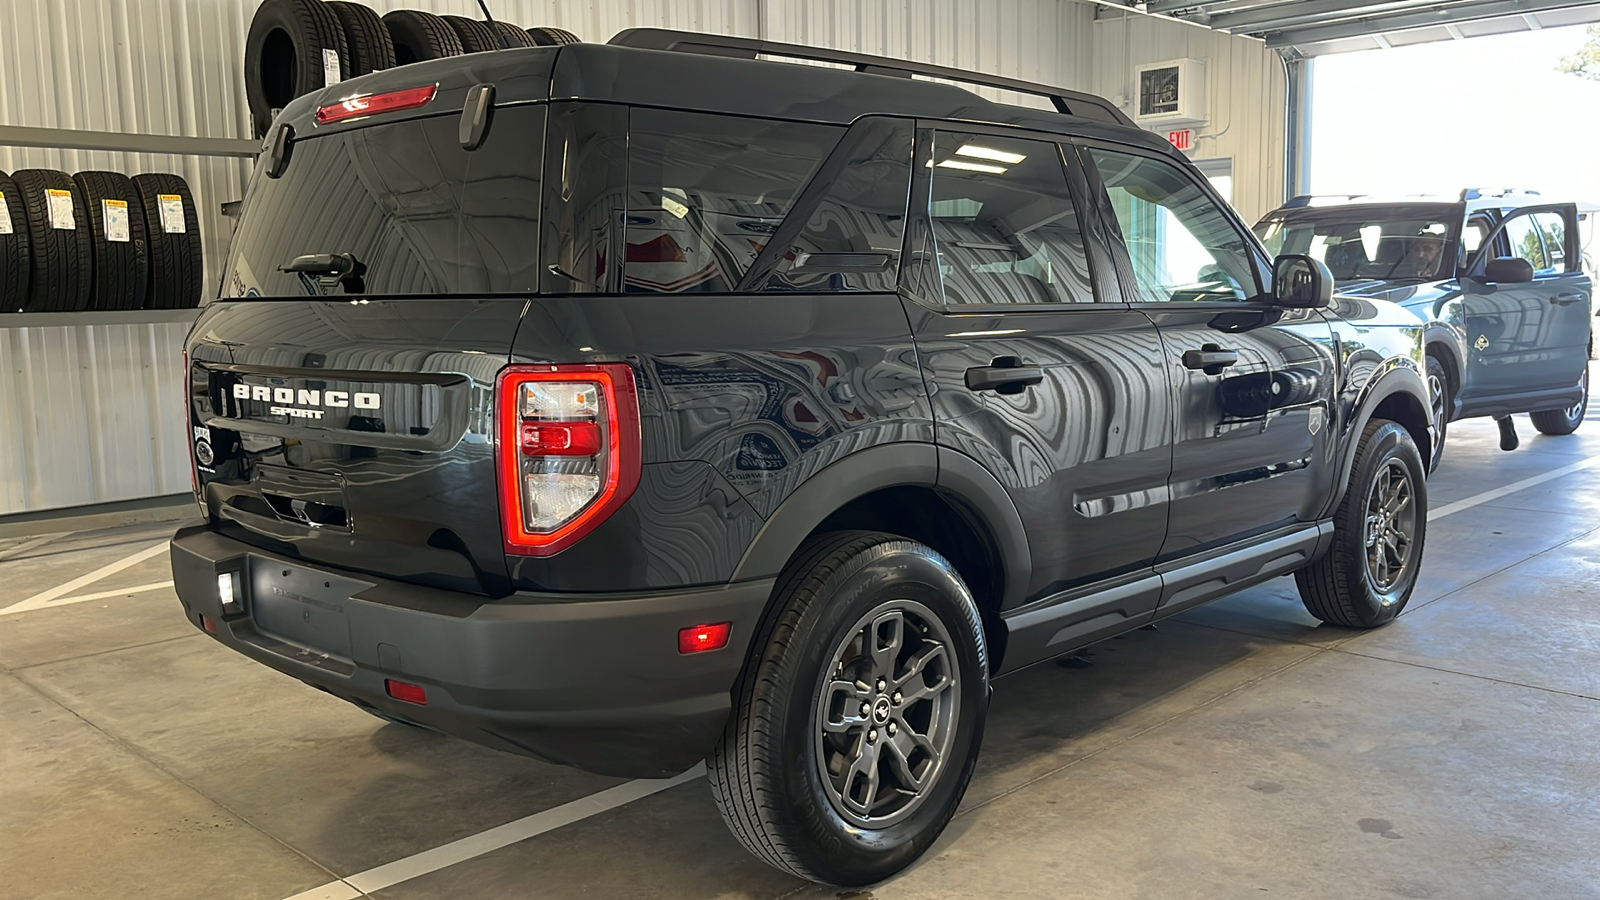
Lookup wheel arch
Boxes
[730,442,1031,670]
[1324,365,1432,518]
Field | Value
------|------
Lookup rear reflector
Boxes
[385,679,428,705]
[678,622,732,654]
[316,84,438,125]
[200,614,218,634]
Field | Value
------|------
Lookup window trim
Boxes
[1072,136,1273,309]
[898,119,1126,313]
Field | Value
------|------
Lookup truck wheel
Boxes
[1296,420,1427,628]
[1529,367,1588,435]
[1425,354,1450,471]
[709,531,989,886]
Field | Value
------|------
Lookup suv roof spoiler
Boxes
[609,28,1134,127]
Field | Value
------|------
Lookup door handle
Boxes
[966,357,1044,394]
[1182,343,1239,375]
[1552,292,1586,305]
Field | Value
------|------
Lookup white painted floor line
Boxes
[282,764,707,900]
[6,580,177,612]
[1428,456,1600,522]
[1,541,169,616]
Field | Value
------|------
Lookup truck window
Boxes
[224,105,546,297]
[926,131,1094,305]
[624,109,842,293]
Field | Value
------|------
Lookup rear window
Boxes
[223,105,546,297]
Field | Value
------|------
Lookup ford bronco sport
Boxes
[1256,190,1593,468]
[173,29,1434,885]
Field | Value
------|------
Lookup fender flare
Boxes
[1420,324,1467,415]
[729,443,1032,613]
[1322,364,1431,519]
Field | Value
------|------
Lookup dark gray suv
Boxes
[1256,191,1593,467]
[173,29,1435,885]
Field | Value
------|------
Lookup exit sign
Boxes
[1167,129,1193,150]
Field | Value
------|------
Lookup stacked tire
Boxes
[0,168,201,313]
[244,0,580,136]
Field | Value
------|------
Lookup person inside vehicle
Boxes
[1400,232,1446,278]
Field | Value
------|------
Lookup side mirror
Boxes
[1273,254,1333,308]
[1483,257,1534,284]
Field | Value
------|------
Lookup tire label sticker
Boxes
[0,195,10,234]
[323,48,341,87]
[158,194,186,233]
[104,199,130,242]
[46,189,75,230]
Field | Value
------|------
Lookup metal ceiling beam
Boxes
[1144,0,1268,15]
[1265,0,1600,47]
[1208,0,1424,32]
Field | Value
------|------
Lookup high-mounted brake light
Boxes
[496,364,641,556]
[315,84,438,125]
[678,622,732,654]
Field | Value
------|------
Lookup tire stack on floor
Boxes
[245,0,581,137]
[0,169,202,313]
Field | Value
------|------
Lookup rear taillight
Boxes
[315,84,437,125]
[496,364,641,556]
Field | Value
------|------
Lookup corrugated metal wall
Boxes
[0,0,1286,515]
[1092,10,1289,223]
[0,316,194,512]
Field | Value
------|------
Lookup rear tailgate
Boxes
[188,299,523,595]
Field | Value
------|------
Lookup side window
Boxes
[1088,148,1258,303]
[759,118,913,293]
[1461,217,1488,261]
[1534,212,1567,272]
[1505,214,1551,273]
[926,131,1094,305]
[625,110,842,293]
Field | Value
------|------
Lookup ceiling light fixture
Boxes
[937,160,1008,174]
[955,144,1026,164]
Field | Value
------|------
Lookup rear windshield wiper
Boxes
[281,253,366,294]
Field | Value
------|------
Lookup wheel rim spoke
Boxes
[841,736,884,817]
[869,610,905,681]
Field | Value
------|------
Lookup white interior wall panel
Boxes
[1092,10,1288,223]
[762,0,1096,107]
[0,319,194,514]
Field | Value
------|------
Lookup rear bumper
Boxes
[170,525,773,777]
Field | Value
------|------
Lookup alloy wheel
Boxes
[814,599,960,828]
[1364,459,1417,595]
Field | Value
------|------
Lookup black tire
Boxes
[12,169,92,312]
[1296,419,1427,628]
[383,10,463,66]
[1529,366,1588,435]
[1425,353,1451,472]
[525,26,582,46]
[442,14,502,54]
[131,174,203,310]
[326,1,395,77]
[0,172,30,312]
[489,21,539,48]
[708,531,990,886]
[73,171,150,311]
[244,0,351,139]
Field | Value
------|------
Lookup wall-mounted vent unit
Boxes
[1134,58,1208,127]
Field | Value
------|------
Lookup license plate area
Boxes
[248,559,370,663]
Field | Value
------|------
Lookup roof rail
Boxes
[1460,187,1541,201]
[1283,193,1368,208]
[608,28,1134,127]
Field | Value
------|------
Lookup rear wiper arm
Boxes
[281,253,366,294]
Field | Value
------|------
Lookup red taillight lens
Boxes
[678,622,732,654]
[496,364,641,557]
[385,679,427,705]
[520,421,602,456]
[316,84,437,125]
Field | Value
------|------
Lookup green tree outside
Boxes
[1557,24,1600,80]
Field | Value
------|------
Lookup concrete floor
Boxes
[3,398,1598,900]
